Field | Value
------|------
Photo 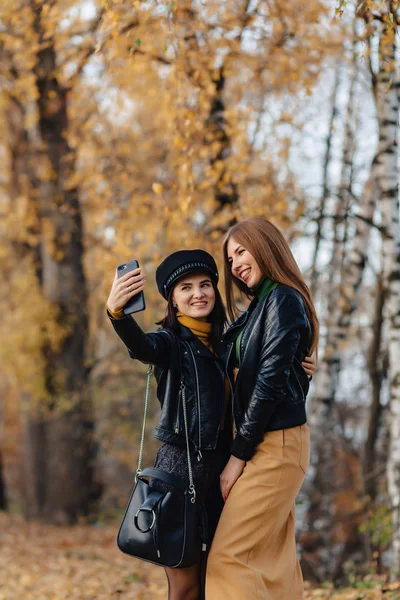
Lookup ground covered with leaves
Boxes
[0,512,399,599]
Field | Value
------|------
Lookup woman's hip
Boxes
[253,424,310,476]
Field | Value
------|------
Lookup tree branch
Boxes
[66,9,105,89]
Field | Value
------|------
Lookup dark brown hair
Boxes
[157,274,227,349]
[223,217,319,355]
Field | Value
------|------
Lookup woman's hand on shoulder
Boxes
[220,455,245,502]
[302,355,316,380]
[107,267,146,314]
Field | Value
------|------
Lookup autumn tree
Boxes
[0,0,103,522]
[99,0,335,245]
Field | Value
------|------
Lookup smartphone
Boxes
[117,259,146,316]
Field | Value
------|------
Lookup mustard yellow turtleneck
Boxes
[107,305,124,319]
[176,312,214,353]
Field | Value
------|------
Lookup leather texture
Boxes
[109,314,233,452]
[117,469,203,568]
[224,285,312,461]
[139,467,189,492]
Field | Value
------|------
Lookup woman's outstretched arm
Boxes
[107,267,171,367]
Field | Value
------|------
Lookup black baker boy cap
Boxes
[156,249,219,299]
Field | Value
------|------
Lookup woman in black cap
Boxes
[106,249,315,600]
[106,250,233,600]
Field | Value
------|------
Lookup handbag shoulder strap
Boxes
[136,328,175,475]
[136,364,154,476]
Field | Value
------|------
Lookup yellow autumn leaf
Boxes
[152,183,163,194]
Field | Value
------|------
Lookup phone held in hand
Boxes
[117,259,146,316]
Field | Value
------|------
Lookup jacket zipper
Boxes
[224,313,248,338]
[224,313,251,434]
[175,388,181,433]
[157,330,202,450]
[185,342,202,459]
[225,341,236,433]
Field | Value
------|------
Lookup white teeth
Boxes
[241,268,251,280]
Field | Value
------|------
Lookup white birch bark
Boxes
[309,10,373,428]
[376,17,400,580]
[326,47,358,322]
[309,176,376,428]
[307,151,377,580]
[310,67,341,298]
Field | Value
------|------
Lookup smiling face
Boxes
[172,272,216,321]
[226,236,263,289]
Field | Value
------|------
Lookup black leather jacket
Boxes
[109,314,233,453]
[224,285,312,461]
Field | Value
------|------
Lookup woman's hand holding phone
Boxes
[107,266,146,314]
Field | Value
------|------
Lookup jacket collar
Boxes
[177,323,222,359]
[224,296,258,339]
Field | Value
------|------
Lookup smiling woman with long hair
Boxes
[206,217,319,600]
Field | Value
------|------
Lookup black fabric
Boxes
[152,433,230,545]
[223,285,312,462]
[155,249,219,299]
[108,314,233,452]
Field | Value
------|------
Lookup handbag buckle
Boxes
[134,507,156,533]
[189,484,196,504]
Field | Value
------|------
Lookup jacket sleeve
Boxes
[108,310,172,368]
[231,292,308,461]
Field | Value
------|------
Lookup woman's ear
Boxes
[172,295,178,310]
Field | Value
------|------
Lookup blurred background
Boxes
[0,0,399,594]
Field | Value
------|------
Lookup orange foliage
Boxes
[0,0,343,515]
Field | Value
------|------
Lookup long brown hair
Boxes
[223,217,319,355]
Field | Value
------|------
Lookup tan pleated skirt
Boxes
[206,424,310,600]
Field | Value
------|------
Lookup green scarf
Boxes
[253,277,279,301]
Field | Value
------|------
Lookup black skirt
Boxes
[151,433,231,545]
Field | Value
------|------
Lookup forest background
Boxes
[0,0,400,597]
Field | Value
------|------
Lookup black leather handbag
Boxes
[117,365,206,568]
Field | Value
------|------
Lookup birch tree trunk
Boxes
[310,67,341,297]
[374,12,400,579]
[306,46,367,572]
[326,46,358,332]
[364,275,386,502]
[307,178,376,576]
[310,177,376,427]
[309,0,396,462]
[336,22,358,280]
[307,57,377,571]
